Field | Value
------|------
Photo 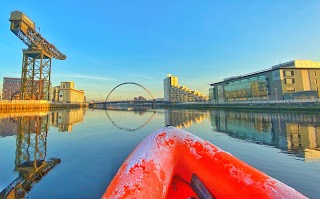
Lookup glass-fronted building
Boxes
[209,60,320,103]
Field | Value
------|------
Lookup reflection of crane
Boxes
[105,110,156,132]
[0,115,61,199]
[9,11,66,100]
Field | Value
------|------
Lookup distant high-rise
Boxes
[2,77,21,100]
[163,74,208,102]
[164,74,179,101]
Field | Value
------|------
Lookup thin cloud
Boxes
[53,73,115,81]
[129,74,162,84]
[3,73,21,77]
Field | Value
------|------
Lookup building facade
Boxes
[2,77,21,100]
[58,82,85,103]
[164,74,208,102]
[51,86,60,102]
[209,60,320,103]
[134,96,147,101]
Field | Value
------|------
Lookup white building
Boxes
[58,82,85,103]
[163,74,208,102]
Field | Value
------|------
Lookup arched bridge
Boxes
[105,82,155,102]
[89,82,171,109]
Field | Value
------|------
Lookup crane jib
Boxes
[9,11,66,60]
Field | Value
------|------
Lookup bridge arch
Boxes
[105,82,155,102]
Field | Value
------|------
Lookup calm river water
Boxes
[0,108,319,198]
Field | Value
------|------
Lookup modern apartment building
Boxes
[209,60,320,103]
[2,77,21,100]
[164,74,208,102]
[58,81,85,103]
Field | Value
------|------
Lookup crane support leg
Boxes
[21,48,52,100]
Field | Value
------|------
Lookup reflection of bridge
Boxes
[105,110,156,132]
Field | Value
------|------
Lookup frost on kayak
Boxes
[103,127,307,199]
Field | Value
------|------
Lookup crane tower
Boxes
[9,11,66,100]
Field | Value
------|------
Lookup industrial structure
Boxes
[9,11,66,100]
[164,74,208,102]
[209,60,320,103]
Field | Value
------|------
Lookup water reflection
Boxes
[165,109,209,128]
[50,109,86,132]
[210,110,320,161]
[0,109,85,198]
[105,109,156,132]
[0,112,61,198]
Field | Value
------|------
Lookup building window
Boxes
[285,78,295,84]
[314,71,317,76]
[315,79,318,84]
[286,86,295,91]
[284,71,294,77]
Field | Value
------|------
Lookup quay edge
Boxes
[0,100,88,113]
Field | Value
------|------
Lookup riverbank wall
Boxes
[159,100,320,111]
[0,100,88,113]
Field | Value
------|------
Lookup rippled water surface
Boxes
[0,108,319,198]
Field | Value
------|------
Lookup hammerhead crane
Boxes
[9,11,66,100]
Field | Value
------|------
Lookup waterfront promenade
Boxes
[0,100,88,112]
[160,99,320,111]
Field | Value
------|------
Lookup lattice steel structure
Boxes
[9,11,66,100]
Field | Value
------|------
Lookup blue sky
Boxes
[1,1,319,101]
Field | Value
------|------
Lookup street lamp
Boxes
[275,88,278,100]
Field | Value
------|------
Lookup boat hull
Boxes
[102,127,306,199]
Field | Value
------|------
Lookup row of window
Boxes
[224,75,269,100]
[284,78,318,85]
[283,70,318,77]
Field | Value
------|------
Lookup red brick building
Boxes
[2,77,21,100]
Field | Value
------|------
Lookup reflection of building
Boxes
[211,110,320,161]
[2,77,21,100]
[165,109,208,128]
[58,82,85,103]
[209,60,320,102]
[51,109,85,132]
[0,117,19,137]
[164,74,208,102]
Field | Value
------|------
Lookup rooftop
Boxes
[210,60,320,86]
